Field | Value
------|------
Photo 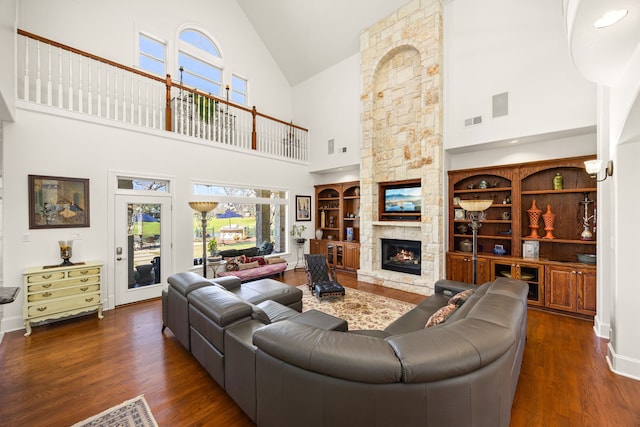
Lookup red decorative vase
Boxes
[526,199,542,238]
[542,204,556,239]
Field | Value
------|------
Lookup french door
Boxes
[114,194,171,305]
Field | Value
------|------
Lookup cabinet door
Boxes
[476,257,491,284]
[446,253,471,283]
[344,243,360,271]
[577,269,596,315]
[309,239,327,257]
[545,266,577,312]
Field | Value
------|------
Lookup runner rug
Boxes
[297,285,416,330]
[71,395,158,427]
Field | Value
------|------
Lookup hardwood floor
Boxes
[1,270,639,426]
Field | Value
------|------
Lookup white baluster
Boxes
[130,73,135,124]
[68,53,73,111]
[23,37,30,101]
[122,71,127,122]
[57,49,63,108]
[35,41,41,104]
[47,45,52,106]
[87,61,93,115]
[96,63,101,117]
[114,69,119,120]
[137,77,142,125]
[78,56,83,113]
[105,68,110,119]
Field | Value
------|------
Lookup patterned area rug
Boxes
[298,285,415,330]
[71,395,158,427]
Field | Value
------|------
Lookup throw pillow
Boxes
[448,289,475,307]
[425,303,457,328]
[238,261,259,271]
[266,257,286,264]
[248,256,266,266]
[226,260,239,271]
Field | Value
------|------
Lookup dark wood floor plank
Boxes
[1,270,639,426]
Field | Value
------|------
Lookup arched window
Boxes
[177,29,223,95]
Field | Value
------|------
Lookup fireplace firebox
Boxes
[381,238,421,275]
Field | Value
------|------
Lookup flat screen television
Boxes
[384,185,421,213]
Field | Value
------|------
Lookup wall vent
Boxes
[328,139,334,154]
[464,116,483,127]
[492,92,508,117]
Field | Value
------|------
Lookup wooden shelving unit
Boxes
[447,156,598,318]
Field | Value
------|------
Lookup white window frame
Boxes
[137,31,167,77]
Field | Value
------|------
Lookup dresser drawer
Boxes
[26,272,66,283]
[27,292,101,317]
[68,267,101,278]
[28,284,100,302]
[27,275,100,292]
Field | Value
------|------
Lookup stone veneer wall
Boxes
[358,0,443,295]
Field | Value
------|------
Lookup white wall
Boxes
[443,0,596,149]
[0,0,16,122]
[17,0,292,120]
[293,54,361,173]
[1,108,314,332]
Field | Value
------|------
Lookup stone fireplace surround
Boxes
[357,0,444,296]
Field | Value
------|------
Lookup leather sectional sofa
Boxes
[163,273,528,427]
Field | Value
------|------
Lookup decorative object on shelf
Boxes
[478,180,488,189]
[295,195,312,221]
[584,159,614,182]
[553,172,564,190]
[501,211,511,220]
[329,216,335,228]
[354,186,360,196]
[320,211,326,228]
[522,240,540,259]
[453,196,461,206]
[58,240,74,266]
[189,201,219,277]
[346,227,354,241]
[28,175,90,229]
[526,199,542,238]
[459,239,473,252]
[315,228,323,239]
[542,204,556,239]
[576,253,596,264]
[457,223,469,234]
[454,209,465,220]
[458,199,493,284]
[503,194,512,204]
[579,192,595,240]
[493,244,506,255]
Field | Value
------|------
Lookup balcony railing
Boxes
[15,29,308,162]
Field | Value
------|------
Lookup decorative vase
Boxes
[315,228,323,239]
[459,239,473,252]
[553,172,564,190]
[542,204,556,239]
[526,199,542,238]
[59,240,74,266]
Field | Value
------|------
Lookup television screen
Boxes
[384,186,421,213]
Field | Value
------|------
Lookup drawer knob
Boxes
[80,287,89,292]
[80,270,89,275]
[85,297,94,303]
[42,274,52,279]
[42,283,52,288]
[42,292,52,297]
[81,278,89,282]
[37,306,47,312]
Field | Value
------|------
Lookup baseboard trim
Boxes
[607,343,640,381]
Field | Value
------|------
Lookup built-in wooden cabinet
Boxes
[447,156,598,318]
[311,181,360,273]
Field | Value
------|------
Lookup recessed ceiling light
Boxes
[510,140,519,144]
[593,9,628,29]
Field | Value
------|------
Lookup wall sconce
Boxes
[584,159,613,182]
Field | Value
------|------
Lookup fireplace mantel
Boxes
[372,221,421,228]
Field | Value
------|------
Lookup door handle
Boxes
[116,257,123,261]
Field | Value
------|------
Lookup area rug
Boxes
[298,285,415,330]
[71,395,158,427]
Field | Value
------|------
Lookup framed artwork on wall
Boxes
[28,175,90,229]
[295,195,311,221]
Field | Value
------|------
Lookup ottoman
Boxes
[313,281,346,300]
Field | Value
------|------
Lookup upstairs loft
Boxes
[15,30,309,163]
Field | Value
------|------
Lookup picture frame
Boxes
[295,195,311,221]
[454,208,465,220]
[28,175,90,229]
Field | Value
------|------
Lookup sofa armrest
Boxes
[434,279,475,297]
[211,275,241,291]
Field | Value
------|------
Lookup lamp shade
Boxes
[584,160,602,175]
[458,199,493,212]
[188,201,218,213]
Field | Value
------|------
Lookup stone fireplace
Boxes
[357,0,444,296]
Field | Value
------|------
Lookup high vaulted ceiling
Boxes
[236,0,410,85]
